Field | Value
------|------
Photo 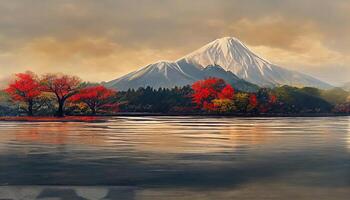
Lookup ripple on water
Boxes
[0,116,349,196]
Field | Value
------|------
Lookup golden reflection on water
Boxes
[2,123,108,147]
[0,116,349,155]
[0,118,275,155]
[103,118,276,154]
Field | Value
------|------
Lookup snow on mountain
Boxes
[106,60,258,91]
[180,37,333,89]
[105,61,196,90]
[107,37,332,91]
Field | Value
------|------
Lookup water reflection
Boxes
[14,124,108,146]
[0,116,349,199]
[0,117,349,155]
[0,118,276,155]
[347,118,350,151]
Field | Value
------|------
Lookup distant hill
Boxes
[273,86,333,113]
[298,87,350,105]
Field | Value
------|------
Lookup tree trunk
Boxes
[56,100,65,117]
[27,101,33,116]
[91,107,96,116]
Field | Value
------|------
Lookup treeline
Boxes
[0,72,349,116]
[115,79,350,114]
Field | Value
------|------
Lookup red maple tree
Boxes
[269,95,277,104]
[218,85,235,99]
[192,78,235,111]
[40,74,81,117]
[5,72,42,116]
[70,86,118,115]
[249,94,258,108]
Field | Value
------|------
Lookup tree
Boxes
[218,85,235,99]
[5,72,42,116]
[192,78,235,112]
[272,86,332,113]
[234,92,250,112]
[333,102,350,113]
[256,88,275,113]
[41,74,81,117]
[212,99,235,113]
[247,94,258,112]
[70,86,118,115]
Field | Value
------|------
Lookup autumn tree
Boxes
[41,74,81,117]
[5,72,42,116]
[212,99,235,113]
[70,85,118,115]
[247,94,258,112]
[192,78,235,112]
[256,88,278,113]
[234,92,250,112]
[334,102,350,113]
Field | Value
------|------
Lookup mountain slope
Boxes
[180,37,333,89]
[106,60,258,91]
[107,37,332,91]
[106,61,196,90]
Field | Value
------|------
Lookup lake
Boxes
[0,116,349,199]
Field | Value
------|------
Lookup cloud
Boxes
[0,0,349,85]
[227,17,317,52]
[0,36,184,82]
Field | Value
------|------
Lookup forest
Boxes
[0,71,349,117]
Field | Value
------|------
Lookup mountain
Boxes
[180,37,332,89]
[106,60,258,92]
[107,37,332,91]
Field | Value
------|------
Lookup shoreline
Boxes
[110,112,350,118]
[0,113,349,122]
[0,116,107,123]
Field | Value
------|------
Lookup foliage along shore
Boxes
[0,113,348,123]
[109,112,350,117]
[0,71,349,118]
[0,116,106,123]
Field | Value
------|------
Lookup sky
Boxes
[0,0,349,87]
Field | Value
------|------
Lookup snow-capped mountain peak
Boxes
[181,37,332,88]
[106,36,332,91]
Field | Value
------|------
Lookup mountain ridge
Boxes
[180,37,332,88]
[106,60,258,92]
[106,37,333,91]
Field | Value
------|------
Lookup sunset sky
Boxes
[0,0,349,87]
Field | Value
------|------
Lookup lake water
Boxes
[0,116,349,199]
